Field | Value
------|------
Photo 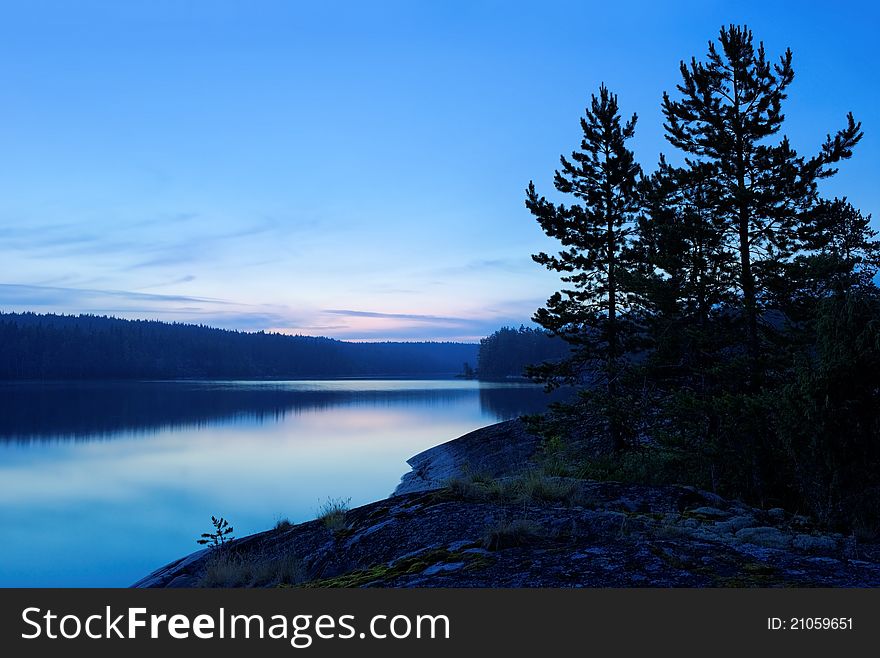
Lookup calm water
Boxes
[0,379,552,587]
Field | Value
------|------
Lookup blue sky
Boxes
[0,1,877,341]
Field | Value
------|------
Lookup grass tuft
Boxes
[444,470,581,506]
[316,497,351,532]
[200,549,305,588]
[482,519,542,551]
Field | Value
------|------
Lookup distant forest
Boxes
[477,326,570,380]
[0,313,479,379]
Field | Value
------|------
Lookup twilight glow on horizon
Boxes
[0,1,877,342]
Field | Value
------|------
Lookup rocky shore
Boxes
[133,420,880,588]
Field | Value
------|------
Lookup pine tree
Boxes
[769,198,880,329]
[640,160,733,328]
[526,85,642,451]
[637,158,737,397]
[799,198,880,292]
[661,24,862,389]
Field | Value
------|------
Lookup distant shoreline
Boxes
[0,312,480,380]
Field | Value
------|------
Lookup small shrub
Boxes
[274,517,293,531]
[537,435,576,477]
[575,448,709,490]
[197,516,235,548]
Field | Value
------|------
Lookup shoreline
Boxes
[133,420,880,588]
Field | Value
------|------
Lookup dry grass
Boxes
[445,474,496,501]
[481,519,542,551]
[199,549,305,587]
[316,497,350,532]
[447,470,580,506]
[510,471,578,504]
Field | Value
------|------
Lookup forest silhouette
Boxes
[0,312,477,380]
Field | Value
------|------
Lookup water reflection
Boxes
[0,380,557,586]
[0,381,553,442]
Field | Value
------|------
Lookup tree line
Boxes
[0,312,478,379]
[527,25,880,531]
[477,325,570,380]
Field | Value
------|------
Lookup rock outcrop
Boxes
[134,420,880,588]
[394,419,540,495]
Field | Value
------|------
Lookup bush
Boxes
[771,292,880,531]
[576,446,710,490]
[196,516,235,548]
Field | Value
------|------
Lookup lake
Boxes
[0,379,553,587]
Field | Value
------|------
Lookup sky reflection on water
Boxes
[0,380,553,586]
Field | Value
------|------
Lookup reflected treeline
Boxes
[0,382,557,442]
[478,384,569,419]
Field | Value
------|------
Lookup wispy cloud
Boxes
[307,303,543,342]
[322,309,469,324]
[0,283,309,334]
[0,283,231,307]
[135,275,197,289]
[423,256,537,279]
[0,282,542,342]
